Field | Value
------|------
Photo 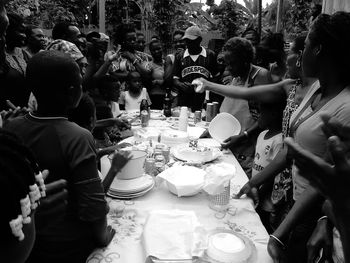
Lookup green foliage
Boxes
[6,0,92,28]
[212,0,249,39]
[147,0,190,49]
[262,0,311,39]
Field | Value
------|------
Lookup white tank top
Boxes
[125,88,148,111]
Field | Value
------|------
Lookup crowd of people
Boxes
[1,0,350,262]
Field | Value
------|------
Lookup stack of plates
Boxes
[107,174,155,200]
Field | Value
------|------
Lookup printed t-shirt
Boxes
[252,130,283,212]
[173,47,217,111]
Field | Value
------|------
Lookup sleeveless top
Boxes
[219,65,262,131]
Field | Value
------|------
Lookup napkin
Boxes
[158,166,206,197]
[203,163,236,195]
[142,210,207,260]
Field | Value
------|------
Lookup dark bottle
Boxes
[163,88,172,117]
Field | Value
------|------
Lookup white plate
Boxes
[172,144,222,164]
[208,113,241,143]
[203,228,257,263]
[109,174,154,193]
[107,182,154,199]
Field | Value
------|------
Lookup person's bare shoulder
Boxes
[255,66,272,85]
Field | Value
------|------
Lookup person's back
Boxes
[5,51,113,263]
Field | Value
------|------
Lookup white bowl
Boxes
[206,230,253,263]
[208,113,241,143]
[108,150,147,180]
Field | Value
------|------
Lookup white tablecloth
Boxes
[87,120,272,263]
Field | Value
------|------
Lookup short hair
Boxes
[309,12,350,83]
[7,13,24,33]
[68,93,95,129]
[26,50,80,104]
[52,22,71,40]
[173,30,184,38]
[113,23,136,45]
[127,71,141,81]
[223,37,255,64]
[290,33,307,54]
[0,129,39,243]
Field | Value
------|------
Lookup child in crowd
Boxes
[119,71,151,111]
[95,76,122,118]
[251,101,285,233]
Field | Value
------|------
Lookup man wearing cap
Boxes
[173,25,217,111]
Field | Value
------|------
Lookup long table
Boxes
[87,118,273,263]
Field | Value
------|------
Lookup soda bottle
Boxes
[140,99,150,120]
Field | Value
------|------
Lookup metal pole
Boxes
[99,0,106,33]
[276,0,284,32]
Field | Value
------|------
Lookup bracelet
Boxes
[132,59,138,65]
[317,215,328,222]
[243,130,249,138]
[269,235,286,250]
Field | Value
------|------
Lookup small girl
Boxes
[251,101,285,233]
[119,71,151,111]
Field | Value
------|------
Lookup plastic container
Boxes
[208,181,230,211]
[178,106,188,132]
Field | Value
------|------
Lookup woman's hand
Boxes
[268,236,288,263]
[192,77,208,93]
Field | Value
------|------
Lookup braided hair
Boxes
[0,128,40,243]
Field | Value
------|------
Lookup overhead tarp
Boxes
[322,0,350,14]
